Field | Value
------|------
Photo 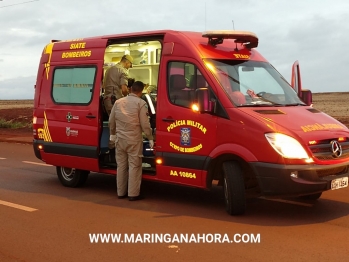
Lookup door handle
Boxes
[162,118,175,123]
[86,115,96,119]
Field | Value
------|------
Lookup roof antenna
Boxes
[205,2,207,31]
[232,20,238,51]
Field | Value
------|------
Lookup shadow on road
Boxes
[2,171,349,226]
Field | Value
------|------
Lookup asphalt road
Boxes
[0,142,348,262]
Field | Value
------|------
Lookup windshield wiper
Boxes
[284,103,306,106]
[240,102,306,107]
[240,103,275,107]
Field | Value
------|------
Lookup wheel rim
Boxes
[61,167,75,181]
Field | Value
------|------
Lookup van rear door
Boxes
[37,39,107,171]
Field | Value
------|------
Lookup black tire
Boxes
[299,192,322,200]
[56,166,89,187]
[222,161,246,215]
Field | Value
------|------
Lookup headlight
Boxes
[265,133,309,159]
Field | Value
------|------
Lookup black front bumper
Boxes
[33,140,42,160]
[250,162,349,197]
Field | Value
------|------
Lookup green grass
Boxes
[0,118,29,129]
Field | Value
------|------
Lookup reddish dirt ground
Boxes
[312,92,349,128]
[0,108,32,139]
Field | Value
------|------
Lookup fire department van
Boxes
[33,30,349,215]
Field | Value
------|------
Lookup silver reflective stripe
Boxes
[144,94,155,114]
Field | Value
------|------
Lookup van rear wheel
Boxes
[56,166,89,187]
[223,161,246,215]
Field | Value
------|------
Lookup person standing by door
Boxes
[109,81,154,201]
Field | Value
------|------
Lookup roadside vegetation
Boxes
[0,118,30,129]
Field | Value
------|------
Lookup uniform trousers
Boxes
[115,138,143,197]
[103,95,114,116]
[105,95,117,149]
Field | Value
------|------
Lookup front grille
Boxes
[309,140,349,161]
[316,166,348,178]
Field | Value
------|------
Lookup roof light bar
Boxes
[202,30,259,48]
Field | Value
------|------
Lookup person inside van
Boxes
[141,84,157,130]
[127,78,135,93]
[102,54,133,115]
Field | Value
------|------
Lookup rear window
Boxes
[52,66,96,104]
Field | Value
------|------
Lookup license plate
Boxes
[331,177,348,190]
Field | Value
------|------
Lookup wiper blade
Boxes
[239,103,274,107]
[240,102,305,107]
[239,101,292,107]
[284,103,306,106]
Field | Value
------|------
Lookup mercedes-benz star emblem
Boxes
[331,140,342,158]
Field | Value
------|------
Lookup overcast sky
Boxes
[0,0,348,99]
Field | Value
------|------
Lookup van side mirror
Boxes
[300,89,312,106]
[196,88,214,113]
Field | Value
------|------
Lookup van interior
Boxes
[100,40,162,172]
[103,40,161,91]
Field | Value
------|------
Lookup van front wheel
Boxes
[223,161,246,215]
[56,166,89,187]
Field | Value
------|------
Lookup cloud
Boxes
[0,76,36,99]
[1,0,349,98]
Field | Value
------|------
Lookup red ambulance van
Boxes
[33,30,349,215]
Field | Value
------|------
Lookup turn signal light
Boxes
[305,158,314,163]
[156,158,163,165]
[191,103,199,112]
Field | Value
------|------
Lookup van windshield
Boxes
[204,59,305,107]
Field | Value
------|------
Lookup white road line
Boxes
[259,197,313,207]
[0,157,6,160]
[0,200,38,212]
[22,161,52,166]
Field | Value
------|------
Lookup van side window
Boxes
[52,67,96,104]
[168,62,208,108]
